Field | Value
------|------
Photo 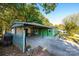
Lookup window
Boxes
[48,29,51,32]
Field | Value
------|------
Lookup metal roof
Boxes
[12,22,53,29]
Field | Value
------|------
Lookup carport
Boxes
[12,22,57,52]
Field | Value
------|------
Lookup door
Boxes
[25,29,28,51]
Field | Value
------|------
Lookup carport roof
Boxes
[12,22,53,29]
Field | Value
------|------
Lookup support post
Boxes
[23,29,25,53]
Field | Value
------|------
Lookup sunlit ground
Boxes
[61,33,79,47]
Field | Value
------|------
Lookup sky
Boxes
[40,3,79,25]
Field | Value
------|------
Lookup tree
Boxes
[63,14,79,43]
[0,3,56,32]
[63,13,79,35]
[39,3,56,14]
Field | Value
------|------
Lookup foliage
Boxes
[55,24,65,30]
[62,14,79,43]
[63,14,79,35]
[0,3,56,32]
[39,3,56,14]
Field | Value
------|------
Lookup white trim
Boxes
[23,29,25,53]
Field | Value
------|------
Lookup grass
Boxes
[59,32,79,44]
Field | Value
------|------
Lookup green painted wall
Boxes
[48,29,52,36]
[43,29,48,36]
[38,28,58,37]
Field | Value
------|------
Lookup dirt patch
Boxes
[0,45,27,56]
[26,46,53,56]
[0,45,52,56]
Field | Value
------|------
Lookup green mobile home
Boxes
[12,22,58,52]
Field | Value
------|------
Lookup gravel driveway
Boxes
[26,36,79,56]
